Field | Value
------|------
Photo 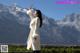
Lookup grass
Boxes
[1,45,80,53]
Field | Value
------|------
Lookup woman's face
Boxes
[26,8,37,17]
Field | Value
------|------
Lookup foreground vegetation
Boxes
[1,45,80,53]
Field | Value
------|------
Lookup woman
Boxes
[26,8,42,53]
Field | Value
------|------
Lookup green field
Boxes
[1,45,80,53]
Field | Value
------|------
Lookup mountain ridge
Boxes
[0,4,80,45]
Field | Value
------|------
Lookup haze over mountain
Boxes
[0,4,80,45]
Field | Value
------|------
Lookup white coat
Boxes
[26,8,41,51]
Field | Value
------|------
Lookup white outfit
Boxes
[27,9,40,51]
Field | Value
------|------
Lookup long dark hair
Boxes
[36,10,43,28]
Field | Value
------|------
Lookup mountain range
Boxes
[0,4,80,45]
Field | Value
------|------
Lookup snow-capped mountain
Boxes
[0,4,80,45]
[57,13,80,31]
